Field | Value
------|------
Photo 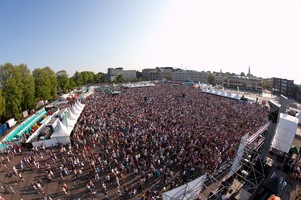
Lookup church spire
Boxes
[248,66,251,76]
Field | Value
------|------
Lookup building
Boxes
[213,71,225,86]
[294,84,301,102]
[105,67,136,81]
[225,75,262,91]
[142,67,173,80]
[171,69,209,83]
[272,77,294,98]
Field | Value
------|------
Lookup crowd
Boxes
[0,84,269,199]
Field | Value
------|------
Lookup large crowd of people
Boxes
[0,84,269,199]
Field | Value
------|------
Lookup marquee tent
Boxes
[75,100,85,109]
[271,113,299,153]
[233,93,241,100]
[226,92,233,98]
[62,114,76,128]
[70,106,80,116]
[67,108,79,121]
[50,120,72,145]
[221,91,227,97]
[73,103,83,112]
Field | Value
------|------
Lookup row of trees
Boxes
[0,63,106,122]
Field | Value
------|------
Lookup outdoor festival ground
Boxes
[1,89,301,200]
[1,137,301,200]
[0,145,162,200]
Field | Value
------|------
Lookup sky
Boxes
[0,0,301,84]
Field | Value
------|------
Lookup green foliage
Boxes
[116,74,125,83]
[33,67,57,101]
[241,72,245,76]
[1,64,23,119]
[17,64,35,110]
[56,70,70,93]
[207,72,216,84]
[94,72,104,83]
[136,71,142,79]
[262,79,272,90]
[0,90,5,117]
[72,71,83,86]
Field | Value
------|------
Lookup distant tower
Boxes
[248,66,251,76]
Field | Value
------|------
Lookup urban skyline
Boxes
[1,0,300,84]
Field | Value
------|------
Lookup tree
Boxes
[1,64,23,119]
[136,71,142,79]
[81,71,94,84]
[44,67,57,99]
[17,64,35,110]
[262,79,272,90]
[241,72,245,76]
[67,78,76,91]
[33,67,57,101]
[207,73,216,84]
[56,70,70,93]
[94,72,104,83]
[0,90,5,117]
[116,74,125,83]
[72,71,83,86]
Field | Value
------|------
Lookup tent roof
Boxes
[51,121,70,138]
[67,109,78,121]
[70,106,80,116]
[62,115,76,128]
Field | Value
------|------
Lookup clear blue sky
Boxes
[1,0,301,84]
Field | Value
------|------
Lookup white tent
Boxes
[73,103,83,112]
[233,93,241,100]
[226,92,233,98]
[50,120,72,145]
[76,100,85,108]
[209,89,215,94]
[162,174,208,200]
[221,91,227,97]
[67,109,79,121]
[62,114,76,128]
[70,106,80,116]
[215,91,222,96]
[271,113,299,153]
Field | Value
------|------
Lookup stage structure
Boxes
[161,121,271,200]
[221,121,271,199]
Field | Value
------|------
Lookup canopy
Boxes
[51,121,70,138]
[76,100,85,108]
[73,103,83,112]
[62,114,76,128]
[67,109,79,121]
[70,106,80,116]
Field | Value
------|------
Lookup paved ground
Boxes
[0,145,165,200]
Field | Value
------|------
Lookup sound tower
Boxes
[260,100,281,161]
